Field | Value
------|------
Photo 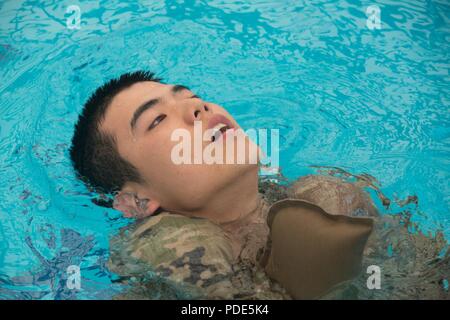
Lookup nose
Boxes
[182,100,211,125]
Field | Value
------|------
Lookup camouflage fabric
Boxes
[108,211,289,299]
[288,175,379,217]
[108,213,234,299]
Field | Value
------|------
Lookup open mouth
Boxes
[211,123,232,142]
[207,114,235,142]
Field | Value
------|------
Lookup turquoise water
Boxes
[0,0,449,299]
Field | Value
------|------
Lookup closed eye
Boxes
[148,114,166,131]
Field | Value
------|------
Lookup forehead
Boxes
[101,81,169,133]
[110,81,169,111]
[100,81,172,140]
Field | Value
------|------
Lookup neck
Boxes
[201,167,260,225]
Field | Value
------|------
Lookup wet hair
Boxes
[69,70,162,199]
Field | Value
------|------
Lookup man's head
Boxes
[70,71,258,221]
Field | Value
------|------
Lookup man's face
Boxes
[101,81,258,215]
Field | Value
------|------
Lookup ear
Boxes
[113,191,161,219]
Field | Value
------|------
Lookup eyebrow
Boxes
[130,98,160,129]
[130,85,197,130]
[171,84,190,93]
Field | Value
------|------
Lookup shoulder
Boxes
[287,174,378,217]
[108,212,236,298]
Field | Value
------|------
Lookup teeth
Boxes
[210,122,231,142]
[212,130,221,142]
[212,123,227,130]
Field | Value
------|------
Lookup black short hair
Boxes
[69,70,162,197]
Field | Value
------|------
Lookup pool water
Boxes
[0,0,449,299]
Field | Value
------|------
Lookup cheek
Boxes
[136,126,199,183]
[138,137,177,174]
[149,163,217,209]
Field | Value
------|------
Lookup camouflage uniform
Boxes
[108,173,449,299]
[108,210,288,299]
[108,174,377,300]
[109,213,233,299]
